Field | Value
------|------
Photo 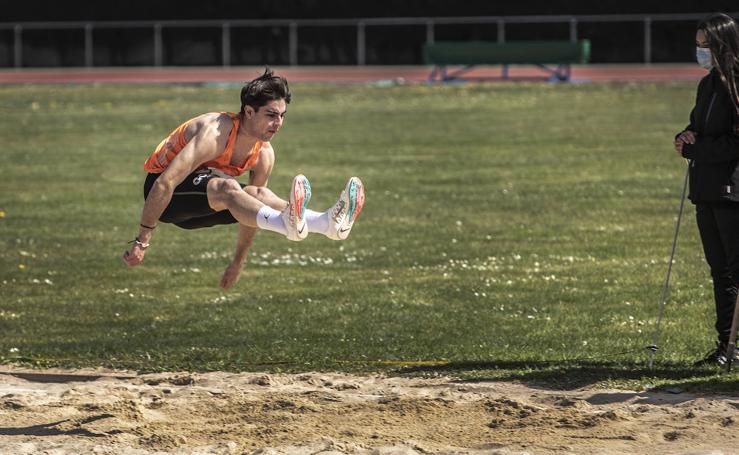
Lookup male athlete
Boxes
[123,68,365,289]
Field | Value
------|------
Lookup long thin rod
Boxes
[648,165,689,369]
[724,293,739,372]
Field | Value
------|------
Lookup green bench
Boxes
[423,40,591,82]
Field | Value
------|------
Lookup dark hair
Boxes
[698,13,739,113]
[240,67,291,115]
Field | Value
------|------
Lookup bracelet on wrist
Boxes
[128,237,150,249]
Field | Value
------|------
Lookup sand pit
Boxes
[0,366,737,454]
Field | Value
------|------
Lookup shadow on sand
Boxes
[393,359,738,396]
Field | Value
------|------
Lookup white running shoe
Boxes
[282,174,311,241]
[326,177,365,240]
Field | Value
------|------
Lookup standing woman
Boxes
[675,13,739,365]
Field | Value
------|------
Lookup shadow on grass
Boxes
[392,360,738,394]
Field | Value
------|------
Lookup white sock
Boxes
[256,206,287,236]
[305,209,330,236]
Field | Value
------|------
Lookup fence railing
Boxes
[1,12,736,67]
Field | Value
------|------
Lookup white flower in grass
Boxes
[9,348,19,353]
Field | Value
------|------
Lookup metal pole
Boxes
[84,23,93,67]
[14,24,22,68]
[644,17,652,64]
[357,21,365,65]
[723,294,739,371]
[289,22,298,66]
[569,18,578,42]
[154,23,163,67]
[221,22,230,67]
[426,20,434,44]
[647,165,689,369]
[497,19,505,43]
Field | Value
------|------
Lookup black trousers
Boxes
[695,201,739,344]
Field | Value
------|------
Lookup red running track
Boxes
[0,64,707,84]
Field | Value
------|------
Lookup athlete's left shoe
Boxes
[326,177,365,240]
[282,174,312,241]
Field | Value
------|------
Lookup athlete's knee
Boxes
[209,178,241,198]
[206,178,242,210]
[244,185,270,199]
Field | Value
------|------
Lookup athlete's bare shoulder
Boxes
[258,142,275,167]
[250,142,275,185]
[184,112,234,141]
[260,141,274,155]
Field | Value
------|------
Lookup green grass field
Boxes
[1,81,737,392]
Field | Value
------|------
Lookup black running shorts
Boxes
[143,169,245,230]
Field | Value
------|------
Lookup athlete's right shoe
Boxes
[282,174,311,241]
[326,176,365,240]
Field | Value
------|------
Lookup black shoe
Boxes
[693,342,739,367]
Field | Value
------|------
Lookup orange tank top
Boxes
[143,112,262,177]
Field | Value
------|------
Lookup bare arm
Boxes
[220,223,257,290]
[124,119,227,267]
[219,144,275,289]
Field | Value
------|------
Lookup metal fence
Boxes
[0,12,736,68]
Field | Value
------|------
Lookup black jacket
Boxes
[681,69,739,203]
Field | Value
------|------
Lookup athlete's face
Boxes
[245,99,287,141]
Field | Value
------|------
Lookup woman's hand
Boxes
[674,130,697,155]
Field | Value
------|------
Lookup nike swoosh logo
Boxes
[339,227,351,233]
[298,224,306,234]
[263,213,270,220]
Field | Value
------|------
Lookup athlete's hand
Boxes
[220,261,243,290]
[123,241,147,267]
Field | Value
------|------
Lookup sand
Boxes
[1,366,737,454]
